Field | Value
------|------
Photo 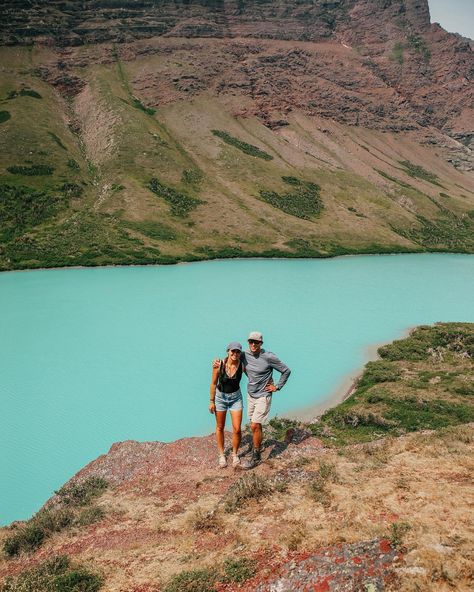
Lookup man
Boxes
[213,331,291,468]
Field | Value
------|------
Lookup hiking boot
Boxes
[218,454,227,468]
[232,453,241,468]
[243,449,261,470]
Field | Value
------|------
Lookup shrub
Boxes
[122,219,177,241]
[181,169,203,185]
[7,164,54,176]
[222,558,256,583]
[75,506,105,527]
[0,111,11,123]
[399,160,440,185]
[189,508,220,533]
[163,568,217,592]
[224,473,272,512]
[67,159,80,170]
[268,416,300,440]
[259,176,322,219]
[212,129,273,160]
[357,361,401,388]
[7,89,42,99]
[389,522,411,549]
[148,178,203,217]
[61,183,84,198]
[55,476,108,506]
[0,556,103,592]
[308,478,331,507]
[408,35,431,61]
[131,97,156,115]
[3,524,46,556]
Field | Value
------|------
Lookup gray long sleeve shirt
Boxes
[241,349,291,398]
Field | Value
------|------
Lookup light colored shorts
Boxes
[215,389,243,412]
[247,394,272,424]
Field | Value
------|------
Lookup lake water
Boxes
[1,254,474,524]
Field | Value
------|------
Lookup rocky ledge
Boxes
[1,324,473,591]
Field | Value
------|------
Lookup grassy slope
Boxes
[1,46,474,271]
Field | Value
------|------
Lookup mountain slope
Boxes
[0,1,473,271]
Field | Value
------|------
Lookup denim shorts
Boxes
[215,389,243,412]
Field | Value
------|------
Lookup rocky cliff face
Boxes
[1,1,433,46]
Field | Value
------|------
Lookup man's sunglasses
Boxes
[248,339,262,345]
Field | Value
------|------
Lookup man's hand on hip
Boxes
[265,383,278,393]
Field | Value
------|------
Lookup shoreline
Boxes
[285,326,415,423]
[2,250,472,276]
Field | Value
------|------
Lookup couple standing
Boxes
[209,331,291,469]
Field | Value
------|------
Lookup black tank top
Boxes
[217,358,243,394]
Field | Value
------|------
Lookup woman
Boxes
[209,341,245,468]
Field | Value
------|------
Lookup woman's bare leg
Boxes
[229,410,242,455]
[215,411,227,454]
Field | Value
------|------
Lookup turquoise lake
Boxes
[1,254,474,525]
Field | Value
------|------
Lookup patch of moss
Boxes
[148,177,203,217]
[259,176,322,219]
[212,129,273,160]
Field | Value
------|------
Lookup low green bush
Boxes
[399,160,440,185]
[55,476,108,506]
[67,159,80,170]
[357,361,401,388]
[212,129,273,160]
[131,97,156,116]
[148,178,203,217]
[122,220,177,241]
[163,568,216,592]
[7,89,42,99]
[0,111,11,123]
[259,176,322,219]
[61,183,84,198]
[0,184,68,239]
[7,164,54,176]
[224,473,273,512]
[222,557,256,583]
[181,169,203,185]
[0,556,103,592]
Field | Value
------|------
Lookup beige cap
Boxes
[248,331,263,342]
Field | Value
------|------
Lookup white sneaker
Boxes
[232,454,241,468]
[218,454,227,468]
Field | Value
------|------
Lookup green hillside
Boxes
[1,46,473,271]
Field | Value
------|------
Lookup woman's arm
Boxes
[209,363,220,414]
